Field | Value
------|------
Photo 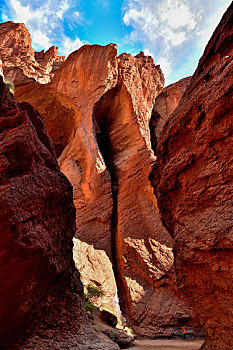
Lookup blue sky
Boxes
[0,0,231,85]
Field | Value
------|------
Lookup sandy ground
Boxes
[130,339,204,350]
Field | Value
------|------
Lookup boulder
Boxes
[151,3,233,349]
[100,310,118,328]
[103,328,134,349]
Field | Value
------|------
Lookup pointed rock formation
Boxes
[151,4,233,349]
[0,21,65,85]
[0,76,119,350]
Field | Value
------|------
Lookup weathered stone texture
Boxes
[0,76,118,350]
[150,76,191,152]
[10,28,199,335]
[152,4,233,349]
[0,21,65,85]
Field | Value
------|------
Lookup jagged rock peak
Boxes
[0,21,65,85]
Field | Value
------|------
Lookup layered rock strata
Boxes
[151,4,233,349]
[0,76,119,350]
[0,21,65,85]
[15,43,199,336]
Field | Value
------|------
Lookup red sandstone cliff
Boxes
[14,42,200,336]
[151,3,233,349]
[0,76,119,349]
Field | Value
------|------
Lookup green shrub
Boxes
[84,298,98,315]
[87,283,104,299]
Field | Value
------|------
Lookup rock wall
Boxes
[0,21,65,85]
[16,44,118,315]
[151,4,233,349]
[8,21,199,336]
[97,52,195,337]
[150,76,191,151]
[0,76,119,350]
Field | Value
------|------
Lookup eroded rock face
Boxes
[13,39,198,335]
[0,76,119,350]
[73,238,118,314]
[15,44,118,318]
[0,21,65,85]
[15,82,79,157]
[150,76,191,151]
[97,52,197,337]
[152,4,233,349]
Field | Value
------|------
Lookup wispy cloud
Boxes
[2,0,85,55]
[62,36,87,57]
[122,0,232,84]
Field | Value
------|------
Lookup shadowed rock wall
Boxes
[151,4,233,349]
[0,76,119,350]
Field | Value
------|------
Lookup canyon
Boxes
[0,2,232,349]
[10,25,200,338]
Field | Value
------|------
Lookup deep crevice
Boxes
[92,85,130,323]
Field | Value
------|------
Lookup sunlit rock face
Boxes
[151,3,233,349]
[0,21,65,85]
[150,76,191,152]
[10,23,199,336]
[0,76,103,349]
[73,238,118,313]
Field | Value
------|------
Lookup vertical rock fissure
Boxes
[92,85,131,324]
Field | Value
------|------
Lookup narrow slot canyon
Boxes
[2,4,233,346]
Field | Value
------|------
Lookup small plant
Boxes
[83,282,104,314]
[84,297,98,315]
[4,79,15,94]
[108,330,118,342]
[87,283,104,299]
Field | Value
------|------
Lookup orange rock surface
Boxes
[152,4,233,349]
[0,21,65,85]
[97,52,197,337]
[0,76,121,350]
[150,77,191,151]
[10,22,199,336]
[16,45,117,314]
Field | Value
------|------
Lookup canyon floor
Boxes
[131,339,204,350]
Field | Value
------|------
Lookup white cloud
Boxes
[123,0,232,84]
[61,36,86,57]
[57,0,69,20]
[123,0,196,51]
[2,13,10,22]
[31,30,52,51]
[156,57,172,80]
[4,0,83,54]
[143,48,153,57]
